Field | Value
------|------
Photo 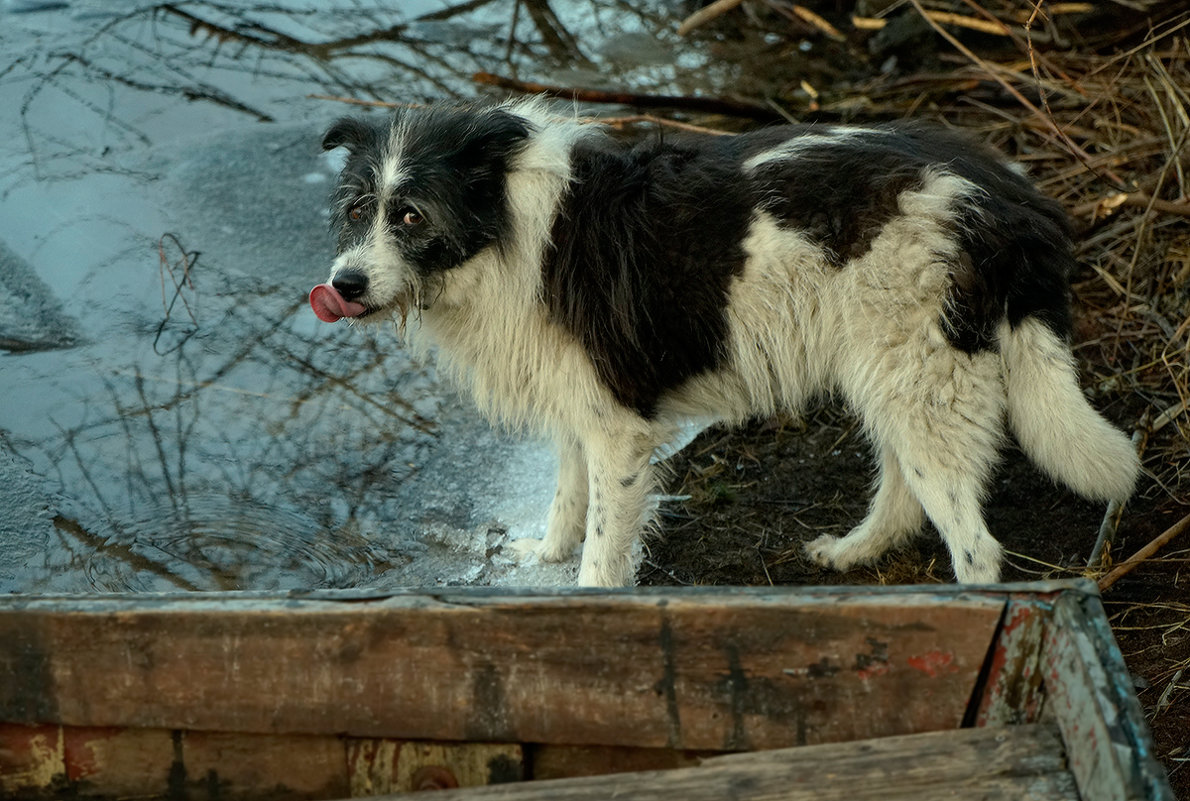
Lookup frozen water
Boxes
[0,0,738,593]
[0,443,59,590]
[0,112,584,591]
[0,239,81,351]
[0,1,695,593]
[4,1,69,12]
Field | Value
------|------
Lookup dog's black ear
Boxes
[473,109,531,156]
[322,117,378,153]
[456,109,532,174]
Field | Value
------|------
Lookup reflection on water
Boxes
[0,0,773,592]
[55,496,400,592]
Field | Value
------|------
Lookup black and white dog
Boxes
[310,99,1138,586]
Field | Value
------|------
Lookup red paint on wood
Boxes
[907,650,957,678]
[0,722,64,791]
[62,725,120,780]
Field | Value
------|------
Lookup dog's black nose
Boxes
[332,271,368,301]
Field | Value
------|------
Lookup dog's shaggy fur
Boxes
[311,99,1139,586]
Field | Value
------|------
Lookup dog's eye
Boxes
[347,200,370,222]
[402,209,424,226]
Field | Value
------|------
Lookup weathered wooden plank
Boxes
[530,744,708,780]
[975,596,1051,726]
[0,726,524,800]
[339,724,1078,801]
[1040,591,1176,801]
[364,773,1077,801]
[61,726,175,798]
[347,740,523,795]
[0,722,1079,801]
[701,718,1066,773]
[180,731,347,800]
[0,723,63,796]
[0,590,1004,750]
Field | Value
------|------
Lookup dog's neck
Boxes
[410,116,609,433]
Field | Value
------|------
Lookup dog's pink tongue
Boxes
[309,283,366,323]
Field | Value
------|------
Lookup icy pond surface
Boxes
[0,0,730,592]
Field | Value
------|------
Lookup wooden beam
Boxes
[339,724,1078,801]
[1040,592,1176,801]
[0,723,522,799]
[0,721,1076,801]
[0,589,1003,750]
[975,596,1050,726]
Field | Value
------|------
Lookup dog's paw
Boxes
[507,538,545,561]
[804,534,849,572]
[508,537,576,563]
[576,558,633,588]
[950,538,1003,584]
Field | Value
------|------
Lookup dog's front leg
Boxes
[538,436,588,561]
[509,437,587,563]
[576,428,654,587]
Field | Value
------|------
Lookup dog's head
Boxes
[310,104,532,325]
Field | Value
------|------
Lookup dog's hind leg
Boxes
[818,337,1007,583]
[576,427,656,587]
[872,349,1007,583]
[805,446,925,571]
[897,453,1003,584]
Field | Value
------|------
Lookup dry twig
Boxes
[677,0,745,37]
[908,0,1126,187]
[1099,512,1190,591]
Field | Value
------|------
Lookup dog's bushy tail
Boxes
[1001,317,1139,502]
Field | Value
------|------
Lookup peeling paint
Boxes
[907,650,957,678]
[0,723,64,792]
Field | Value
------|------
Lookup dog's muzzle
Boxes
[309,271,368,322]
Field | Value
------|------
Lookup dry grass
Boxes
[898,3,1189,494]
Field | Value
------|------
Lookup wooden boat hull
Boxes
[0,581,1173,800]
